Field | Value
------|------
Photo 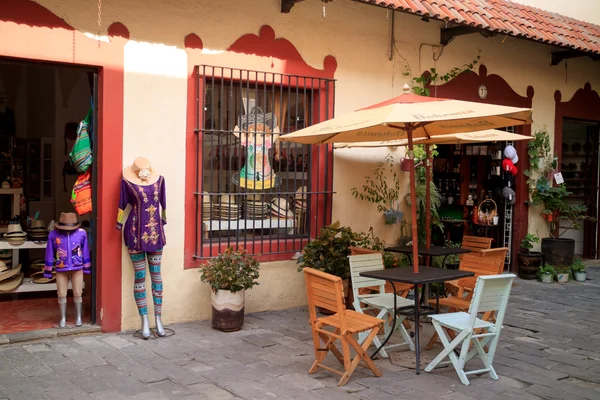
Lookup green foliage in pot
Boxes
[555,265,571,274]
[520,233,540,253]
[524,128,593,237]
[297,222,393,278]
[570,258,586,273]
[538,264,556,278]
[200,246,260,293]
[432,240,460,268]
[351,155,403,225]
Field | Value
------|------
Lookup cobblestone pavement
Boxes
[1,268,600,400]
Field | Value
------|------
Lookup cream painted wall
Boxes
[511,0,600,25]
[33,0,600,329]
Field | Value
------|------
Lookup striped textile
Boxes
[128,249,164,316]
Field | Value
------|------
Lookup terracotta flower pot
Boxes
[211,289,245,332]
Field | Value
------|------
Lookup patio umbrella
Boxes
[333,129,533,250]
[280,85,533,273]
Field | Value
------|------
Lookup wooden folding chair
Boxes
[349,254,415,359]
[349,247,412,297]
[303,267,384,386]
[460,235,493,254]
[445,246,505,297]
[425,274,516,385]
[426,249,507,350]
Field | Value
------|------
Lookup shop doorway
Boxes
[0,58,98,333]
[561,118,600,259]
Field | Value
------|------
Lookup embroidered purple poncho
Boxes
[44,228,91,278]
[117,176,167,252]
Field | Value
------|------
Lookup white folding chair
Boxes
[425,274,516,385]
[349,254,415,359]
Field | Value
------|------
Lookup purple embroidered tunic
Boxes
[117,176,167,252]
[44,228,91,278]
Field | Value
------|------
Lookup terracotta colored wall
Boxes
[20,0,600,330]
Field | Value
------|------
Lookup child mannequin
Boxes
[44,212,91,328]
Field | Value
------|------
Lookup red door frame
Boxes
[554,83,600,258]
[426,65,534,272]
[0,1,127,332]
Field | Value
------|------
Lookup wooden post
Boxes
[407,128,419,273]
[425,145,432,250]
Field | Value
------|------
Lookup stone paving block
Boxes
[275,372,326,391]
[100,374,149,397]
[127,392,171,400]
[499,348,558,369]
[44,386,95,400]
[217,378,280,399]
[147,379,192,399]
[68,374,113,394]
[0,378,48,400]
[102,336,135,349]
[147,360,206,386]
[0,369,26,383]
[53,343,107,368]
[90,389,129,400]
[353,387,404,400]
[187,382,240,399]
[240,333,279,348]
[87,364,128,379]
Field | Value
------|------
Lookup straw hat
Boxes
[220,194,237,205]
[271,197,289,211]
[7,223,23,234]
[0,261,6,273]
[30,220,46,230]
[0,273,23,292]
[0,264,21,283]
[55,213,80,231]
[295,186,307,199]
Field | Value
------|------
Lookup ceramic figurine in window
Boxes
[117,157,168,339]
[231,107,281,190]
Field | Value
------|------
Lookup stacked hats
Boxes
[0,264,23,292]
[0,251,11,266]
[4,223,27,246]
[294,186,308,213]
[244,194,270,220]
[202,192,212,221]
[212,194,241,221]
[271,197,293,219]
[28,220,48,243]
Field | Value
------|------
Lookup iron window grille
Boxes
[194,66,335,258]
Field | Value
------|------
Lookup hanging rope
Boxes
[96,0,102,48]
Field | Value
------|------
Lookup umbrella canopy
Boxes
[279,91,532,145]
[281,85,533,273]
[333,130,533,148]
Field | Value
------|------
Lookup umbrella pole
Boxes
[425,145,432,250]
[407,128,419,274]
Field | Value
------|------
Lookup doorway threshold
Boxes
[0,324,101,346]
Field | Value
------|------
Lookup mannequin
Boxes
[117,157,167,339]
[44,212,91,328]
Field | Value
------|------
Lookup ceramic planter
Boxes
[517,252,543,280]
[211,289,245,332]
[556,273,569,283]
[540,273,553,283]
[574,271,586,282]
[384,210,404,225]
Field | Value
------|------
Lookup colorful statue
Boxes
[231,107,281,190]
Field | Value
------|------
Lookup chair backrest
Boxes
[461,236,493,252]
[348,254,387,297]
[467,274,516,329]
[303,267,346,326]
[457,251,505,290]
[479,247,508,268]
[349,247,382,256]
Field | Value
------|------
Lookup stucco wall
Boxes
[31,0,600,330]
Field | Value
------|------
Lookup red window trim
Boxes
[183,26,337,267]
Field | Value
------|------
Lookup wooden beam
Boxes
[551,50,600,66]
[440,26,496,46]
[281,0,305,13]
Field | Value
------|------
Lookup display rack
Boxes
[0,188,22,232]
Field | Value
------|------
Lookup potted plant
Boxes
[351,154,404,225]
[571,258,586,282]
[555,265,570,283]
[298,222,386,312]
[517,233,543,280]
[525,128,593,268]
[538,264,555,283]
[200,246,260,332]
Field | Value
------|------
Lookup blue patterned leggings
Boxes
[128,249,163,316]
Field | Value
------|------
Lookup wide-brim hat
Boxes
[0,264,21,283]
[0,272,23,292]
[5,231,27,238]
[7,223,23,234]
[30,220,46,230]
[0,261,6,273]
[271,197,289,210]
[55,212,80,231]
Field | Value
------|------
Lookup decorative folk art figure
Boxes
[231,107,282,190]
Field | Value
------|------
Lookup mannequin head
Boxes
[123,157,159,185]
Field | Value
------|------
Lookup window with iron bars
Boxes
[194,66,335,258]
